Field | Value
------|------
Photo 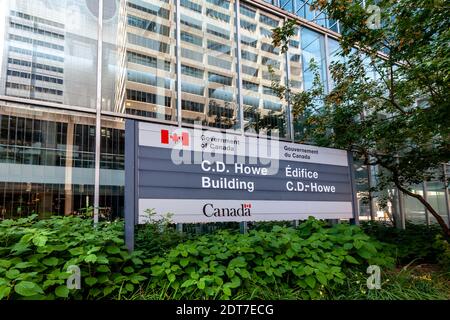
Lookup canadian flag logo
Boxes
[160,129,189,146]
[243,203,252,209]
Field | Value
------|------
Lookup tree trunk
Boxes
[394,180,450,237]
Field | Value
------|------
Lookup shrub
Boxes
[433,235,450,271]
[147,218,395,300]
[0,215,150,300]
[361,220,446,264]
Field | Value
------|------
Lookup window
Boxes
[128,33,169,53]
[242,65,258,77]
[7,70,63,84]
[240,20,256,32]
[180,0,202,13]
[261,43,279,55]
[208,56,231,70]
[208,72,232,86]
[208,88,233,102]
[243,80,259,92]
[262,56,280,68]
[243,96,259,108]
[181,47,203,62]
[181,31,203,46]
[206,24,230,40]
[182,100,204,112]
[127,15,170,36]
[206,8,230,23]
[259,14,278,27]
[10,34,64,51]
[6,82,63,96]
[126,89,171,107]
[207,40,231,55]
[9,46,64,62]
[241,50,258,62]
[241,35,257,48]
[127,70,171,89]
[10,22,64,40]
[10,10,64,28]
[263,86,278,97]
[260,27,272,38]
[206,0,230,9]
[239,4,256,19]
[127,1,169,19]
[181,83,204,96]
[181,15,202,30]
[8,58,64,73]
[127,51,171,71]
[181,65,204,78]
[263,100,282,110]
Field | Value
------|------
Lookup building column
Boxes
[444,163,450,227]
[64,121,74,215]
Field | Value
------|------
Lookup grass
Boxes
[330,264,450,300]
[118,264,450,301]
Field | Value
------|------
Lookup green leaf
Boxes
[168,274,176,283]
[69,247,84,255]
[32,235,48,247]
[180,258,189,267]
[239,269,251,279]
[181,279,197,288]
[85,277,98,286]
[15,262,33,269]
[43,257,59,266]
[151,265,164,276]
[357,248,372,259]
[305,276,316,289]
[84,254,97,263]
[6,269,20,279]
[123,266,134,274]
[103,286,114,297]
[130,274,147,284]
[106,246,120,254]
[197,279,205,290]
[286,248,295,258]
[343,243,353,250]
[55,285,69,298]
[229,276,241,288]
[316,272,327,286]
[0,286,11,300]
[222,286,231,296]
[125,283,134,292]
[14,281,44,297]
[97,265,110,273]
[0,260,11,269]
[345,255,360,264]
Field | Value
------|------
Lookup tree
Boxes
[271,0,450,235]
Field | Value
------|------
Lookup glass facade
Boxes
[239,2,288,137]
[179,0,238,128]
[0,0,448,225]
[278,0,340,33]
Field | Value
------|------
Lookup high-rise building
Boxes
[0,0,448,226]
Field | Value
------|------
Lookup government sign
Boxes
[125,120,357,245]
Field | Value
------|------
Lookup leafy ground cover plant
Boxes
[0,215,149,300]
[147,218,395,299]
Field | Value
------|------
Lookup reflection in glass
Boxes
[180,0,238,129]
[122,0,176,121]
[0,0,100,109]
[240,3,288,138]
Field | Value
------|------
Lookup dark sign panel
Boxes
[125,121,356,225]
